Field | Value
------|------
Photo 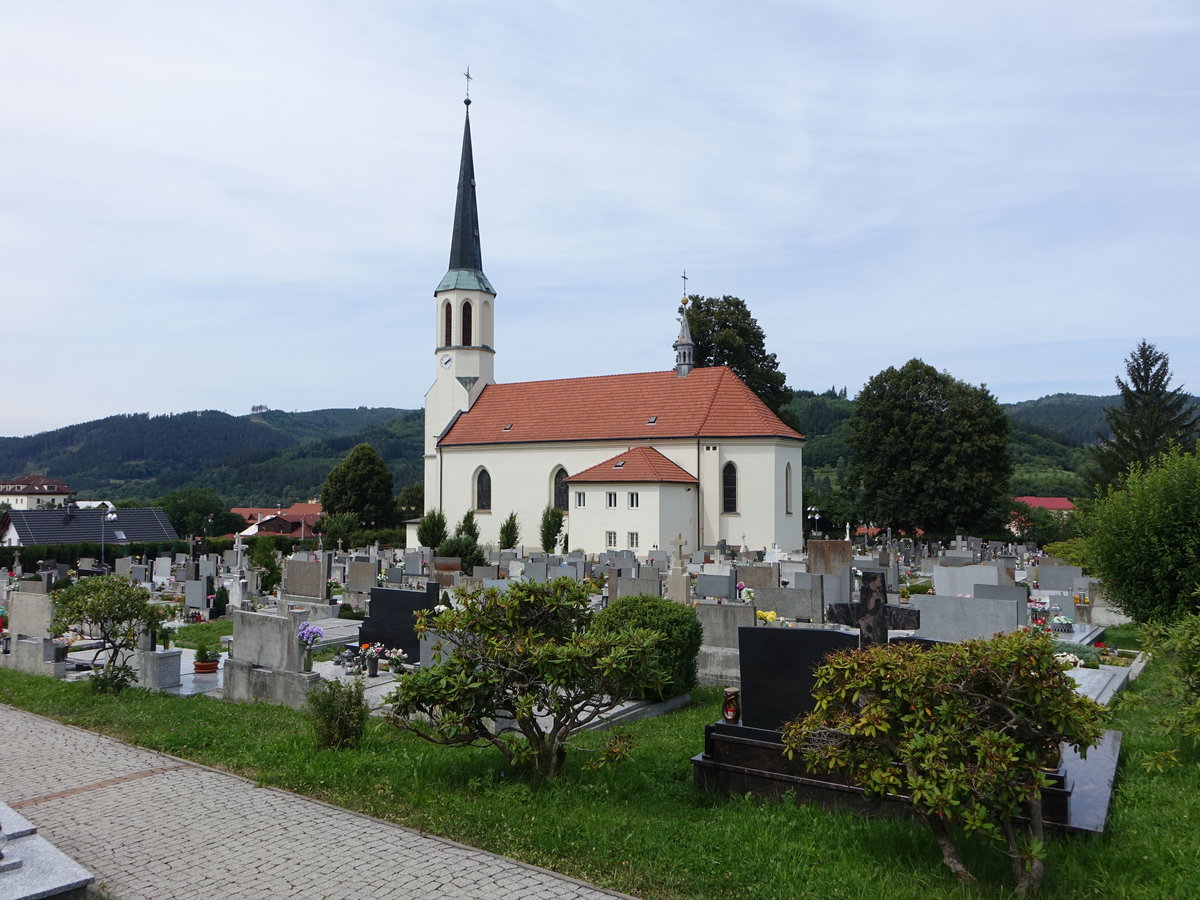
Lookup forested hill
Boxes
[1,392,1166,507]
[0,408,410,504]
[1002,394,1118,444]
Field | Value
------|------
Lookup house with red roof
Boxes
[422,97,806,555]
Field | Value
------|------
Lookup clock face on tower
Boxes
[440,353,453,370]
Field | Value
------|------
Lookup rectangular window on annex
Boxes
[628,532,639,549]
[576,491,586,508]
[606,492,617,508]
[628,492,639,509]
[606,530,617,548]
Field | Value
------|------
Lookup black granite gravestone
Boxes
[739,627,858,730]
[358,583,439,663]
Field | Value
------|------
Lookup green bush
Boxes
[1141,612,1200,744]
[308,676,369,750]
[593,594,702,701]
[905,580,934,595]
[337,603,365,620]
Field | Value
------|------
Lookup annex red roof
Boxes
[232,502,324,523]
[1014,496,1075,512]
[439,367,804,446]
[565,447,698,485]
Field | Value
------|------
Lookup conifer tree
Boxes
[1091,341,1199,489]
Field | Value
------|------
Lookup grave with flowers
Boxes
[224,605,323,710]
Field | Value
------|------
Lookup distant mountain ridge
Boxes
[2,392,1160,507]
[0,407,412,505]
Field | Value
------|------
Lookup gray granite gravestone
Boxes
[695,571,736,600]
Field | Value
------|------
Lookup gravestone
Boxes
[695,570,737,600]
[933,563,1004,598]
[359,584,439,664]
[614,574,661,599]
[825,571,919,642]
[912,594,1025,643]
[1039,565,1083,592]
[286,559,327,600]
[130,564,149,583]
[198,557,217,579]
[346,560,376,594]
[975,584,1029,604]
[739,627,860,730]
[223,549,239,568]
[753,583,821,623]
[523,561,549,584]
[736,565,777,591]
[696,602,756,686]
[473,564,499,581]
[820,566,853,610]
[806,540,853,575]
[113,556,132,577]
[153,557,173,582]
[550,564,583,582]
[385,566,405,584]
[183,580,208,610]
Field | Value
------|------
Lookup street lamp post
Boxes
[807,506,821,538]
[100,511,118,571]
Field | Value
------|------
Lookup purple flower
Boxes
[297,622,325,648]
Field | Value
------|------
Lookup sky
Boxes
[3,1,1198,438]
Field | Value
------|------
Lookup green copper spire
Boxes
[437,96,494,294]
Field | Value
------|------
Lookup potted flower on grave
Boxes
[386,647,408,673]
[193,639,219,674]
[361,642,386,677]
[297,622,324,673]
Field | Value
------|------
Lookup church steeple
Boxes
[437,95,494,294]
[674,274,694,377]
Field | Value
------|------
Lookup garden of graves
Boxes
[1,529,1198,899]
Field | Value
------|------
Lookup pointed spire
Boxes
[674,285,694,377]
[438,94,494,294]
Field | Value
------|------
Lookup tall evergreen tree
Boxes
[1091,341,1199,489]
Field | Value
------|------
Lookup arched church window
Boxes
[462,301,473,346]
[476,468,491,511]
[785,463,793,515]
[722,462,738,513]
[443,302,453,347]
[553,468,569,511]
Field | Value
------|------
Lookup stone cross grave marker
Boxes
[824,570,919,646]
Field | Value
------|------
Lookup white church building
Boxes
[423,96,805,556]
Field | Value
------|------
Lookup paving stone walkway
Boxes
[0,705,632,900]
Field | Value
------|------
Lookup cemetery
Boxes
[0,526,1190,898]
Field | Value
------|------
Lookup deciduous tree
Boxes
[387,578,664,778]
[782,630,1103,895]
[1082,442,1200,622]
[1091,341,1199,489]
[848,359,1011,536]
[320,443,395,527]
[51,576,156,693]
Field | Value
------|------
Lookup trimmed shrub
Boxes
[308,676,369,749]
[593,594,702,701]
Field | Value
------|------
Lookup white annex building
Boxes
[423,97,805,556]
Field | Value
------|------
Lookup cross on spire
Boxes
[681,269,688,295]
[463,66,472,103]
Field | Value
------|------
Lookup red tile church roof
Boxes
[565,447,698,484]
[439,367,804,446]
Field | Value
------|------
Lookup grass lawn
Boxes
[1,661,1196,899]
[169,619,234,649]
